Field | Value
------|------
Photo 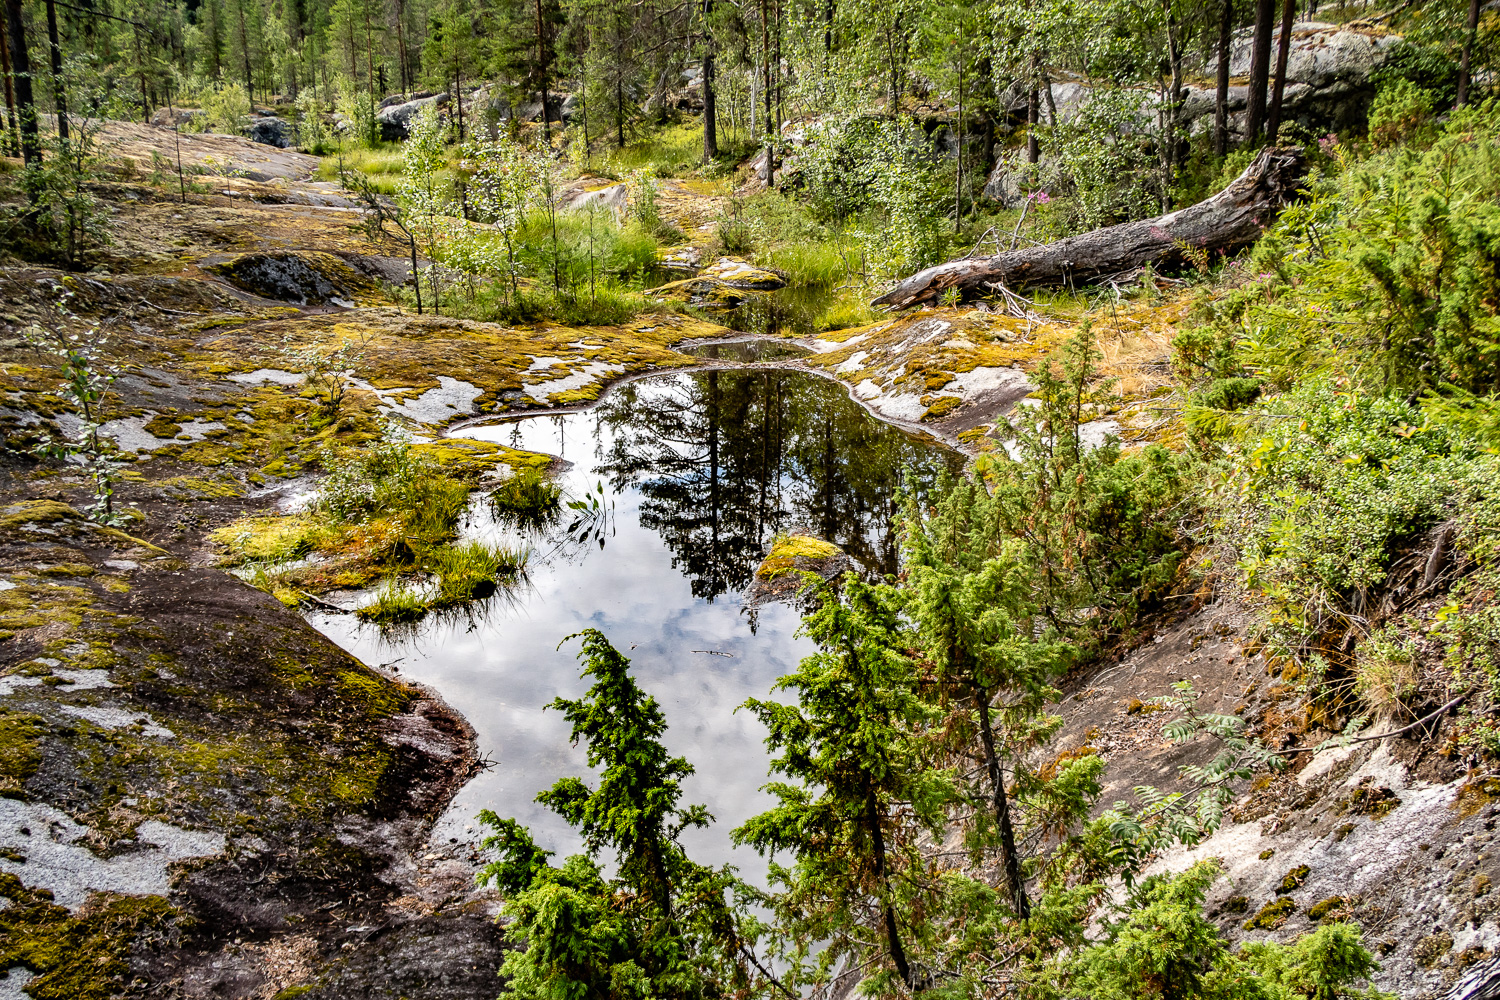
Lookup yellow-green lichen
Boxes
[0,876,178,1000]
[0,713,46,794]
[757,534,843,580]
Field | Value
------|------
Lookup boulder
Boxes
[246,116,292,148]
[379,90,436,109]
[150,106,204,129]
[982,156,1051,209]
[1229,22,1399,89]
[376,92,450,141]
[507,94,566,123]
[207,251,370,306]
[700,257,786,291]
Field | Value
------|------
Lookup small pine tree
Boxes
[733,576,950,992]
[477,629,750,1000]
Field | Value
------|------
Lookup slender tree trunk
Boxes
[362,4,376,122]
[1266,0,1295,142]
[537,0,551,139]
[702,0,716,161]
[954,50,963,232]
[44,0,66,142]
[1245,0,1275,144]
[1026,71,1039,163]
[6,0,39,167]
[237,0,253,100]
[975,689,1030,919]
[1214,0,1231,155]
[395,0,408,96]
[0,12,19,158]
[864,785,913,988]
[410,234,422,314]
[760,0,775,188]
[1457,0,1480,106]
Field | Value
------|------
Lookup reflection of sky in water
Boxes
[307,371,952,878]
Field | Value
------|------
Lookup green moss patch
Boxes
[0,713,46,794]
[757,534,843,580]
[0,875,177,1000]
[1244,897,1298,931]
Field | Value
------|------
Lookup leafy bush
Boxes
[1211,380,1483,645]
[1233,104,1500,397]
[199,83,252,135]
[1368,80,1436,149]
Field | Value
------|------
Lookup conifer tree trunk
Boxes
[237,0,253,99]
[5,0,39,167]
[702,0,716,161]
[863,783,913,988]
[395,0,409,96]
[44,0,66,142]
[0,13,20,158]
[1456,0,1480,106]
[975,689,1030,919]
[1214,0,1231,155]
[1266,0,1295,142]
[537,0,551,139]
[1245,0,1275,143]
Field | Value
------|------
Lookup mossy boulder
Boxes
[699,257,787,291]
[746,534,850,605]
[207,251,371,306]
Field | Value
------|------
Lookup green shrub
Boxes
[1233,104,1500,398]
[1212,379,1484,645]
[1368,80,1436,149]
[199,83,252,135]
[1036,861,1389,999]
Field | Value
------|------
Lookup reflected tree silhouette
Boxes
[594,371,957,602]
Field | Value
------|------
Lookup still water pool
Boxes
[308,367,957,871]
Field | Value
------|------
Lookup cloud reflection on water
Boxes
[307,370,956,875]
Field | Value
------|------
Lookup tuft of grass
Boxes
[428,540,528,604]
[765,241,859,289]
[356,579,428,625]
[596,121,705,179]
[491,468,563,527]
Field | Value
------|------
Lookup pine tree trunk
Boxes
[1245,0,1275,143]
[975,688,1030,919]
[0,12,20,158]
[537,0,551,139]
[1266,0,1295,142]
[1456,0,1480,106]
[1214,0,1231,155]
[44,0,66,142]
[5,0,39,167]
[702,0,717,161]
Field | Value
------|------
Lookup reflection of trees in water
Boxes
[595,370,957,602]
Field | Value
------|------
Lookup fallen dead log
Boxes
[872,146,1307,309]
